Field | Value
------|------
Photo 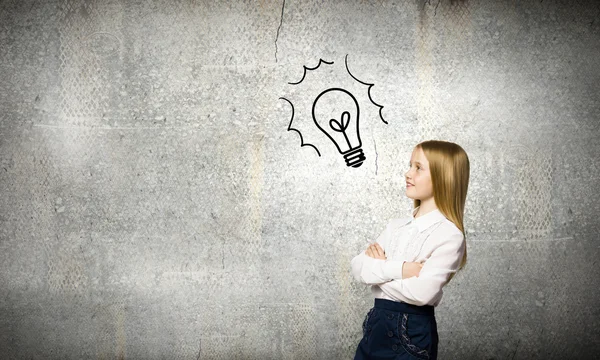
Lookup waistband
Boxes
[374,298,434,316]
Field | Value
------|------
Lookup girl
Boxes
[351,140,469,360]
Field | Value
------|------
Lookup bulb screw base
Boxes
[344,148,366,168]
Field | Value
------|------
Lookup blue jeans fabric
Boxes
[354,298,438,360]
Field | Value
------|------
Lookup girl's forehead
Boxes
[411,147,428,162]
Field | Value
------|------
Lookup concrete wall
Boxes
[1,0,599,359]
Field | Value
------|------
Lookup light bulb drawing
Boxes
[279,55,386,168]
[312,88,365,168]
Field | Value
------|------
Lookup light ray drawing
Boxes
[280,55,386,168]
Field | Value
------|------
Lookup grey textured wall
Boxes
[1,0,599,359]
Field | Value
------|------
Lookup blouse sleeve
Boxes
[350,219,393,285]
[377,232,465,306]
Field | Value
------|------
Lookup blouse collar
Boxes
[410,206,446,233]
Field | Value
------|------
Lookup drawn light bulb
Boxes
[312,88,366,168]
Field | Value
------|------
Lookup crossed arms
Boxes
[350,222,464,306]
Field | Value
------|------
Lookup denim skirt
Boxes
[353,298,438,360]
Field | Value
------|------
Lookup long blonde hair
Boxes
[412,140,470,282]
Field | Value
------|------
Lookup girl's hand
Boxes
[365,243,386,260]
[365,244,424,279]
[402,261,424,279]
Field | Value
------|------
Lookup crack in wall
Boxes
[374,138,379,176]
[275,0,286,62]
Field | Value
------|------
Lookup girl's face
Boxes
[405,146,434,201]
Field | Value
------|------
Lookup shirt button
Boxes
[387,314,394,319]
[387,330,394,337]
[392,344,398,351]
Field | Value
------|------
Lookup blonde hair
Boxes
[413,140,470,282]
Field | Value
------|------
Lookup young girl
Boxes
[351,140,469,360]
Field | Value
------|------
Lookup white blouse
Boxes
[350,206,466,307]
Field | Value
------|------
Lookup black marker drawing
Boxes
[344,55,386,125]
[280,55,385,168]
[312,88,365,168]
[288,59,334,86]
[279,97,321,156]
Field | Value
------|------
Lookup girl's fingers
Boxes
[368,245,378,258]
[373,244,379,258]
[374,244,384,258]
[365,244,387,259]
